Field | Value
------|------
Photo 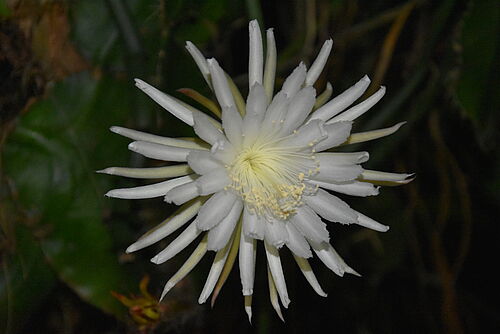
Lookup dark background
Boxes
[1,0,499,333]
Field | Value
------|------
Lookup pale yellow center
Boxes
[226,142,318,220]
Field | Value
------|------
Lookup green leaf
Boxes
[3,72,138,319]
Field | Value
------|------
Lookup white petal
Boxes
[360,170,415,182]
[128,141,194,162]
[134,79,194,126]
[208,58,235,108]
[126,198,203,253]
[355,211,389,232]
[309,75,370,122]
[222,105,244,147]
[345,121,406,145]
[110,126,207,150]
[310,241,360,277]
[244,295,253,323]
[278,119,327,148]
[264,219,288,248]
[248,19,263,87]
[185,41,212,89]
[198,236,233,304]
[239,229,257,295]
[303,188,358,224]
[314,160,363,183]
[210,139,236,165]
[281,62,307,99]
[265,242,290,308]
[197,191,237,231]
[207,199,242,251]
[186,151,222,175]
[164,181,199,205]
[285,223,312,258]
[314,121,352,152]
[313,82,333,110]
[98,165,191,179]
[305,39,333,87]
[317,151,369,164]
[151,220,202,264]
[192,111,225,145]
[329,86,386,123]
[261,92,290,135]
[243,83,267,144]
[289,205,329,243]
[263,28,277,102]
[242,206,265,240]
[160,235,208,300]
[106,175,195,200]
[267,265,284,322]
[195,168,230,196]
[279,86,316,136]
[309,179,380,197]
[292,255,327,297]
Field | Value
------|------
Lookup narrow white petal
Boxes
[207,200,242,251]
[278,119,327,148]
[192,111,225,145]
[305,39,333,87]
[303,188,358,224]
[281,62,307,99]
[210,138,236,165]
[128,141,194,162]
[126,198,203,253]
[360,169,414,182]
[263,28,277,102]
[310,75,370,121]
[248,19,263,87]
[289,206,329,243]
[309,179,380,197]
[198,235,233,304]
[222,105,244,147]
[264,219,288,248]
[106,174,194,199]
[98,165,191,179]
[314,121,353,152]
[293,255,327,297]
[265,242,291,308]
[110,126,207,150]
[317,151,369,164]
[186,150,222,175]
[354,211,389,232]
[164,181,199,205]
[285,223,312,258]
[242,206,265,240]
[261,92,290,134]
[151,220,202,264]
[243,83,267,144]
[134,79,194,126]
[313,82,333,110]
[239,230,257,295]
[310,240,360,277]
[195,168,230,196]
[208,58,235,108]
[329,86,386,123]
[197,191,237,231]
[279,86,316,135]
[345,121,406,145]
[314,160,363,183]
[244,295,253,323]
[160,235,208,301]
[185,41,212,89]
[267,265,285,322]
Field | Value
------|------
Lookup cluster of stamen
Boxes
[226,141,319,220]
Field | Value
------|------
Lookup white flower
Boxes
[101,20,413,322]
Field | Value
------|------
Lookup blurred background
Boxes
[1,0,499,333]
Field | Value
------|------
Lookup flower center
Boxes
[226,142,318,220]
